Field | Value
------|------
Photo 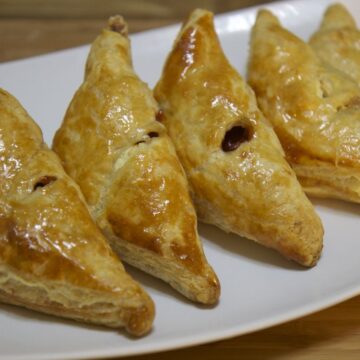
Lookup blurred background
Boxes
[0,0,274,62]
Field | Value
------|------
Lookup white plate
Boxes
[1,0,360,359]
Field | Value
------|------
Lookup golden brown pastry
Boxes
[310,4,360,85]
[0,89,154,336]
[53,16,220,304]
[248,10,360,204]
[154,9,323,267]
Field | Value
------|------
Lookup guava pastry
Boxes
[0,89,154,336]
[53,16,220,304]
[154,9,323,267]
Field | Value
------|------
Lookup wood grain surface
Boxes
[1,1,360,359]
[0,0,269,62]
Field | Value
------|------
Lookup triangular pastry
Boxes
[0,89,154,336]
[248,10,360,203]
[53,16,220,304]
[154,9,323,267]
[310,4,360,85]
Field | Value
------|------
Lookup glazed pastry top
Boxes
[248,10,360,169]
[310,4,360,86]
[55,25,164,208]
[155,9,286,174]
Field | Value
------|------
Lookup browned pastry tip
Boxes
[320,3,357,30]
[124,301,155,336]
[108,15,128,36]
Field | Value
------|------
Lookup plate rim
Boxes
[3,0,360,359]
[4,284,360,360]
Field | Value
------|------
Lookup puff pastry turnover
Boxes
[53,16,220,304]
[154,9,323,267]
[0,89,154,336]
[310,4,360,85]
[248,10,360,204]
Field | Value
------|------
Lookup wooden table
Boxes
[1,1,360,359]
